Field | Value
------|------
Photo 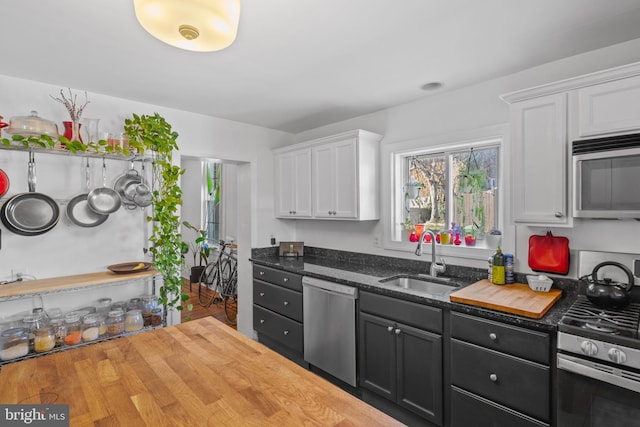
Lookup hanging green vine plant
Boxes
[124,113,187,311]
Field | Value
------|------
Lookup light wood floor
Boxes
[180,279,237,329]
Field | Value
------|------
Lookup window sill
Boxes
[384,239,498,261]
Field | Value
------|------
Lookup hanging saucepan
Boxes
[66,158,109,227]
[0,152,60,236]
[87,158,122,215]
[583,261,635,309]
[114,161,144,210]
[131,162,152,208]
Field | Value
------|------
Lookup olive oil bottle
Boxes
[492,247,505,285]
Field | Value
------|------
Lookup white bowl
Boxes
[527,275,553,292]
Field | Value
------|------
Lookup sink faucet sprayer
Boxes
[415,229,446,278]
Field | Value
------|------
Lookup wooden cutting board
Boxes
[450,279,562,319]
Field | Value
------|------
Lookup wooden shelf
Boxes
[0,269,159,300]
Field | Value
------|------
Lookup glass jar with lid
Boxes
[64,313,82,346]
[23,313,44,352]
[96,298,112,316]
[96,315,108,337]
[34,325,56,353]
[0,328,30,361]
[110,301,126,312]
[50,317,67,348]
[150,307,164,327]
[81,314,100,342]
[107,310,125,336]
[124,309,144,333]
[127,297,143,311]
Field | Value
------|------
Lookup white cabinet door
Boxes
[511,93,571,225]
[312,143,338,218]
[275,149,311,218]
[312,139,358,219]
[576,74,640,138]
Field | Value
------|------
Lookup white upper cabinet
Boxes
[574,73,640,138]
[502,61,640,227]
[509,93,570,225]
[274,148,312,218]
[274,130,382,221]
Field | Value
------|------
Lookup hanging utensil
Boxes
[0,151,60,236]
[133,162,152,208]
[87,158,122,215]
[66,158,109,227]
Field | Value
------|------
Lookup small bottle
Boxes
[64,313,82,346]
[107,310,125,336]
[492,247,506,285]
[487,256,493,282]
[81,314,100,342]
[505,254,514,284]
[50,317,67,348]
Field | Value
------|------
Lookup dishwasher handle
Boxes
[302,277,358,299]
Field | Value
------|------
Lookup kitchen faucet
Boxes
[414,229,446,278]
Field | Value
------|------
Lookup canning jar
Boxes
[50,317,67,348]
[22,313,44,352]
[81,314,100,342]
[64,313,82,346]
[107,310,125,336]
[34,325,56,353]
[124,309,144,333]
[96,315,108,337]
[110,301,126,312]
[96,298,112,316]
[128,297,142,311]
[0,328,29,361]
[150,307,164,327]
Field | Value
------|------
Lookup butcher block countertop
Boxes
[0,317,403,426]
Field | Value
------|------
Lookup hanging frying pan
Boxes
[1,152,60,236]
[66,158,109,227]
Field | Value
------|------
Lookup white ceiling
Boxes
[3,0,640,134]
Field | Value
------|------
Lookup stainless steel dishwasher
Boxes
[302,276,358,386]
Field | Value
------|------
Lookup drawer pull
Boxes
[259,292,265,297]
[283,277,289,282]
[394,328,401,335]
[489,333,497,341]
[259,271,265,276]
[283,301,289,306]
[283,330,289,336]
[260,319,265,324]
[489,373,498,382]
[387,326,394,333]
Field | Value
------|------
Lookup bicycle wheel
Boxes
[223,272,238,325]
[198,261,221,307]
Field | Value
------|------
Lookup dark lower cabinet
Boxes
[359,292,443,425]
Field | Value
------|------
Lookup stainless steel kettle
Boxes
[583,261,635,309]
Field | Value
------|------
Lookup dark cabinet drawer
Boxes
[253,305,303,353]
[451,312,550,364]
[360,291,442,334]
[252,265,302,292]
[450,339,550,422]
[451,386,549,427]
[254,279,303,322]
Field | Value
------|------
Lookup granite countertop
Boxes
[251,247,580,332]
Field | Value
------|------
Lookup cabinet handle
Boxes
[387,326,394,333]
[394,328,401,335]
[260,319,265,324]
[332,211,337,215]
[259,292,265,297]
[259,271,265,276]
[328,210,332,215]
[555,211,563,218]
[292,211,296,215]
[283,301,289,306]
[283,277,289,282]
[489,373,498,382]
[283,330,289,336]
[489,333,497,341]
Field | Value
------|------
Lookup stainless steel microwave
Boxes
[572,133,640,219]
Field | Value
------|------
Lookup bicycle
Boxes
[197,240,238,324]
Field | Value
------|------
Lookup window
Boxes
[398,141,500,247]
[205,161,222,243]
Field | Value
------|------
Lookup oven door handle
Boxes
[558,353,640,394]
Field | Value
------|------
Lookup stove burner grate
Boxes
[561,295,640,337]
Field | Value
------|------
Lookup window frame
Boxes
[381,124,513,262]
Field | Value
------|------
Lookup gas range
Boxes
[558,295,640,369]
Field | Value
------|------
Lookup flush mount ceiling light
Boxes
[133,0,240,52]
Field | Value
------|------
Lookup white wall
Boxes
[284,38,640,278]
[0,74,293,332]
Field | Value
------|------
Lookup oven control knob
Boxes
[580,340,598,356]
[608,348,627,364]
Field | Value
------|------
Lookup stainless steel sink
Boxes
[379,275,460,296]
